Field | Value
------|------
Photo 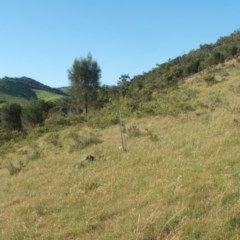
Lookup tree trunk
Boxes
[84,93,88,115]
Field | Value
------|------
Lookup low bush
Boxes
[89,97,133,128]
[0,128,24,146]
[46,132,62,147]
[7,160,26,176]
[127,125,141,137]
[204,75,217,85]
[139,87,197,116]
[69,130,102,152]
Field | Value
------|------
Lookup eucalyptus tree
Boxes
[68,53,101,115]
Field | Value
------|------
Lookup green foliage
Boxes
[22,99,53,127]
[117,74,131,97]
[0,128,12,145]
[0,128,23,147]
[139,87,197,116]
[0,92,28,105]
[229,213,240,230]
[186,59,201,74]
[44,98,73,128]
[0,77,36,99]
[44,115,71,129]
[89,97,133,128]
[95,85,119,109]
[27,126,49,140]
[1,103,22,130]
[230,46,238,56]
[92,86,198,126]
[68,53,101,114]
[123,30,240,101]
[89,108,119,128]
[212,52,225,64]
[34,89,67,101]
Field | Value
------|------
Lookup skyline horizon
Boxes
[1,1,239,88]
[2,28,240,89]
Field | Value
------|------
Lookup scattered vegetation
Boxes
[1,29,240,239]
[22,99,53,127]
[6,160,26,176]
[69,129,102,152]
[127,124,141,137]
[204,75,217,85]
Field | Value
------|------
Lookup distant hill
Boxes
[0,77,68,104]
[59,86,70,95]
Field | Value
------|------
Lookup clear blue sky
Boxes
[0,0,239,88]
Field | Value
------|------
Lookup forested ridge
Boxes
[115,29,240,98]
[0,76,67,100]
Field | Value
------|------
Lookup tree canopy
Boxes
[68,53,101,115]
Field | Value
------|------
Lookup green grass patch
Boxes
[33,89,66,101]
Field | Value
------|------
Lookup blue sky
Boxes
[0,0,239,88]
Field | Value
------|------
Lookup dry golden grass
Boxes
[1,59,240,239]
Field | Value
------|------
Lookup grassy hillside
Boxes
[0,89,66,107]
[0,92,29,105]
[34,89,67,102]
[124,30,240,102]
[0,77,67,105]
[59,87,70,95]
[1,58,240,239]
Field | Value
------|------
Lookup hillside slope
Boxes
[1,58,240,239]
[127,30,240,98]
[0,77,67,104]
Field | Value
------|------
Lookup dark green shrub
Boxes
[139,87,196,116]
[230,46,238,56]
[22,99,53,127]
[44,115,71,128]
[1,103,22,131]
[89,98,133,128]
